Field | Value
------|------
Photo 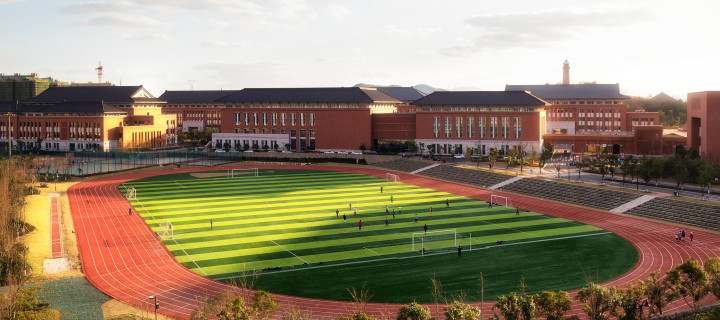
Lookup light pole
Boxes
[149,295,158,320]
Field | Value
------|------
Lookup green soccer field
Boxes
[122,169,638,303]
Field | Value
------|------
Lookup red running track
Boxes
[50,196,62,258]
[68,165,720,319]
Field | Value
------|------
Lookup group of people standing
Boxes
[676,230,694,242]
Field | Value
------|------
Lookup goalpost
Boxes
[229,168,259,178]
[386,173,400,183]
[158,220,174,239]
[412,229,456,254]
[126,187,136,200]
[490,194,513,208]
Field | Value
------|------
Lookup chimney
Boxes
[562,60,570,85]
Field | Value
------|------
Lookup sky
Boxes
[1,0,718,99]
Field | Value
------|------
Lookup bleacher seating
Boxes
[501,178,641,211]
[372,159,434,173]
[625,197,720,231]
[417,164,513,188]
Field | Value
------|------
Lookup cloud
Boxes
[440,8,651,56]
[0,0,26,3]
[73,13,171,28]
[199,40,269,48]
[385,25,441,36]
[117,33,176,42]
[137,0,264,15]
[321,4,349,19]
[61,0,137,14]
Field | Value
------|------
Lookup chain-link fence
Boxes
[30,149,242,178]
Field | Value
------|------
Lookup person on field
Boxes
[516,207,520,216]
[349,201,352,210]
[385,217,389,227]
[380,186,383,193]
[210,218,214,230]
[681,230,686,241]
[336,209,339,218]
[446,199,449,207]
[359,220,362,230]
[457,246,462,257]
[399,207,402,214]
[343,213,347,223]
[386,205,389,214]
[392,209,395,218]
[354,207,358,215]
[430,207,433,216]
[414,213,418,223]
[424,224,428,233]
[690,232,695,242]
[391,195,394,203]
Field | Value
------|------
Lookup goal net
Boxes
[412,229,456,254]
[386,173,400,183]
[126,187,136,200]
[158,220,174,239]
[230,168,258,178]
[490,194,512,208]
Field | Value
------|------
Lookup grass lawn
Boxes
[123,169,638,303]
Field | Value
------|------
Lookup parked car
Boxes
[337,151,349,154]
[453,154,465,159]
[324,151,335,154]
[351,151,362,155]
[215,149,226,153]
[243,150,254,153]
[281,150,293,153]
[363,150,378,154]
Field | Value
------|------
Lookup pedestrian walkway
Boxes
[610,194,656,214]
[488,176,524,190]
[410,163,440,174]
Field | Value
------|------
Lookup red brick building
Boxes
[687,91,720,162]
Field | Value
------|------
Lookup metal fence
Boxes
[31,149,243,178]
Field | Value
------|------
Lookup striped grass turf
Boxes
[122,169,638,303]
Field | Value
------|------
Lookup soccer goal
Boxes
[412,229,456,254]
[126,187,136,200]
[158,220,174,239]
[386,173,400,183]
[490,194,512,208]
[229,168,258,178]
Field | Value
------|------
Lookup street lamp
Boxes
[148,296,158,320]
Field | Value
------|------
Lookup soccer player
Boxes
[414,213,418,223]
[446,199,449,207]
[385,217,389,227]
[516,207,519,216]
[354,207,358,215]
[430,207,433,216]
[457,246,462,257]
[390,195,394,203]
[349,201,352,210]
[381,186,383,193]
[424,224,428,233]
[386,205,389,214]
[210,218,214,230]
[359,220,362,230]
[343,213,347,223]
[392,209,395,218]
[336,209,339,218]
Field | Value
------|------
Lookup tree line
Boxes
[626,96,686,127]
[189,257,720,320]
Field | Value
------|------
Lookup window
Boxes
[455,116,462,137]
[489,117,497,138]
[262,113,268,126]
[513,117,521,139]
[479,117,486,138]
[444,117,451,138]
[243,112,250,125]
[281,113,287,126]
[467,116,474,138]
[433,116,440,137]
[253,113,258,125]
[291,113,296,126]
[501,117,509,138]
[272,113,277,126]
[309,113,315,126]
[300,113,306,126]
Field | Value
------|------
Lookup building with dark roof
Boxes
[1,86,177,151]
[159,90,239,132]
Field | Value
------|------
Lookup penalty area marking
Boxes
[271,240,308,264]
[175,181,185,188]
[213,231,612,280]
[364,247,381,255]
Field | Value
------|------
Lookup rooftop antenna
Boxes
[95,61,103,84]
[188,80,195,90]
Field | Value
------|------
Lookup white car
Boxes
[215,149,226,153]
[324,151,335,154]
[351,151,362,155]
[453,154,465,159]
[281,150,292,153]
[337,151,349,154]
[243,150,254,153]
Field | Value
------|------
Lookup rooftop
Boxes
[159,90,240,104]
[19,101,126,114]
[23,85,160,104]
[504,84,629,100]
[412,91,548,106]
[217,87,401,104]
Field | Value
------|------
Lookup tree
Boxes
[488,148,499,170]
[507,148,519,170]
[612,283,645,320]
[538,147,553,175]
[704,257,720,301]
[347,282,373,318]
[697,163,717,193]
[444,301,481,320]
[638,156,653,188]
[606,154,619,179]
[576,282,616,320]
[639,270,672,317]
[535,291,572,320]
[650,157,666,186]
[430,276,445,318]
[359,144,367,153]
[619,155,636,187]
[215,140,222,149]
[417,142,425,155]
[490,292,521,320]
[396,302,430,320]
[666,259,709,316]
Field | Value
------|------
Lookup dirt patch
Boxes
[102,299,174,320]
[190,172,228,178]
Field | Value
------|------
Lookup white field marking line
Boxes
[364,247,381,255]
[213,231,611,280]
[270,240,308,264]
[133,197,207,276]
[477,213,544,238]
[175,180,185,188]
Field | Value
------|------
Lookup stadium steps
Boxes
[489,176,524,190]
[410,163,440,174]
[625,197,720,231]
[500,178,642,211]
[417,165,513,188]
[372,159,433,173]
[609,195,656,213]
